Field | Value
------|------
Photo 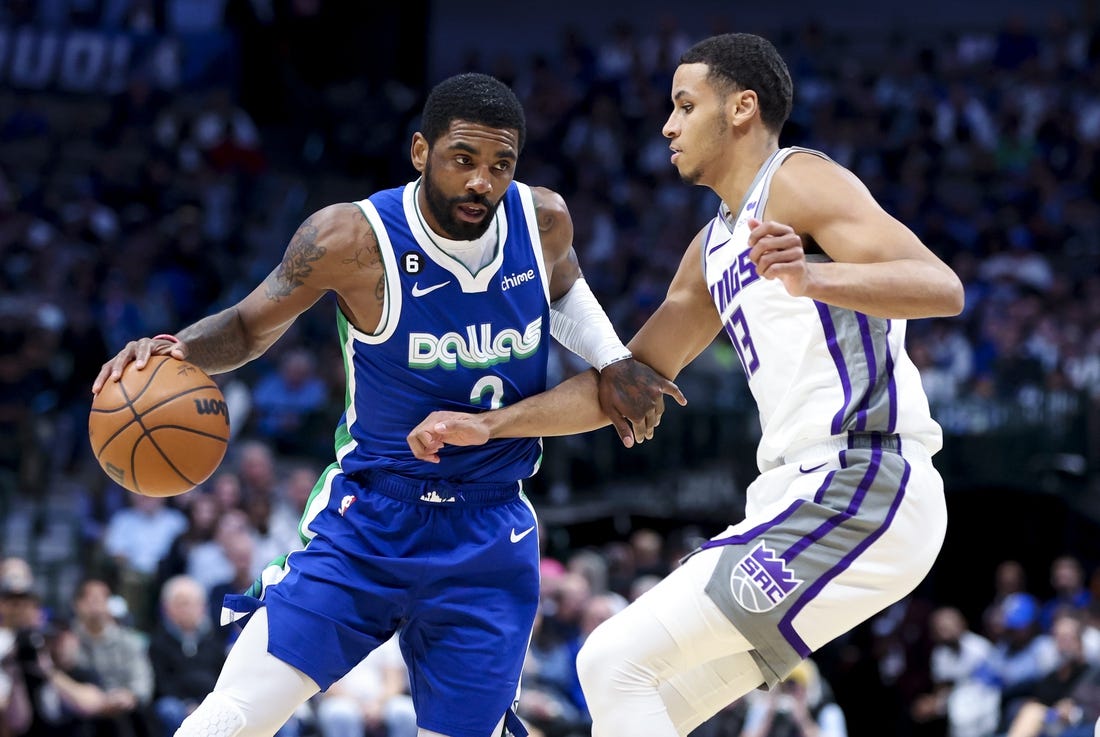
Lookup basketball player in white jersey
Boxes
[408,33,964,737]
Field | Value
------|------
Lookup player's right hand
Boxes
[92,336,187,395]
[407,411,491,463]
[597,359,687,447]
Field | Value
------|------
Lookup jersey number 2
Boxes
[471,376,504,409]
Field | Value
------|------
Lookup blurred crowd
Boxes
[2,2,1100,737]
[8,521,1100,737]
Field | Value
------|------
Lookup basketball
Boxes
[88,355,230,497]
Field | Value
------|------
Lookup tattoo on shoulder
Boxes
[341,210,381,270]
[266,216,326,301]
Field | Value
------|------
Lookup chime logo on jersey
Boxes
[729,541,803,613]
[408,318,542,369]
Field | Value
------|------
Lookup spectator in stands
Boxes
[268,464,318,552]
[17,618,113,737]
[519,602,589,737]
[186,508,256,594]
[738,658,848,737]
[910,606,995,737]
[250,349,329,455]
[0,560,37,736]
[101,493,188,631]
[207,469,244,513]
[1003,611,1099,737]
[1040,556,1093,632]
[972,592,1059,731]
[148,575,227,735]
[207,530,256,643]
[156,491,224,595]
[984,560,1030,641]
[70,578,154,737]
[313,633,416,737]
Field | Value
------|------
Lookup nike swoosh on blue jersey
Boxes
[411,281,450,297]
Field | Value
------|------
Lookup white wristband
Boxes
[550,277,632,370]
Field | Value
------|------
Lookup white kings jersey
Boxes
[703,147,943,472]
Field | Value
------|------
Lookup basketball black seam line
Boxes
[94,382,219,458]
[94,370,143,459]
[116,359,216,494]
[131,391,227,493]
[145,424,228,492]
[147,424,229,444]
[93,357,176,457]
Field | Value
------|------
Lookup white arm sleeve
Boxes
[550,277,632,370]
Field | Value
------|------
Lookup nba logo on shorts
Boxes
[729,541,803,613]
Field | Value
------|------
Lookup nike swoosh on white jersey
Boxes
[411,281,450,297]
[510,526,535,543]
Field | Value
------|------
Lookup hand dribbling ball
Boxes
[89,355,230,497]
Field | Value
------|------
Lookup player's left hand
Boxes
[597,359,687,447]
[407,411,490,463]
[747,218,813,297]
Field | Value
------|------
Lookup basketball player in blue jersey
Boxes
[409,35,965,737]
[92,73,683,737]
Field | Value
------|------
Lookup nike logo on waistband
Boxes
[510,526,535,543]
[798,462,828,473]
[411,281,450,297]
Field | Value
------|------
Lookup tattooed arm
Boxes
[93,203,381,390]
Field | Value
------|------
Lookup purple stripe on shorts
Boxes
[853,312,876,431]
[885,320,898,431]
[812,470,836,505]
[782,446,880,566]
[777,445,911,657]
[698,500,809,551]
[816,302,851,435]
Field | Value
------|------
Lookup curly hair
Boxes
[420,72,526,152]
[680,33,793,133]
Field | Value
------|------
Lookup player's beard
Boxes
[679,110,729,186]
[422,162,500,240]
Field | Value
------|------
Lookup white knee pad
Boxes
[175,693,246,737]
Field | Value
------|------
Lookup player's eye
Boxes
[455,155,471,165]
[494,161,512,173]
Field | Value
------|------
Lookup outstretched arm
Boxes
[534,185,684,442]
[408,230,720,461]
[408,365,685,462]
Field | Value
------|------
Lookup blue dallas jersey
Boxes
[333,180,551,484]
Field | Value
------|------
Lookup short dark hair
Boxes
[680,33,793,133]
[420,73,526,152]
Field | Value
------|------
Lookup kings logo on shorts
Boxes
[729,541,803,613]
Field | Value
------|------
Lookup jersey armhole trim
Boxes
[349,198,401,345]
[516,182,552,305]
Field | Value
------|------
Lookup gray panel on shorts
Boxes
[703,448,909,687]
[824,305,894,434]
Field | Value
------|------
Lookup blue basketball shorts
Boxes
[245,468,541,737]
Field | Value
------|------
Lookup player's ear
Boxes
[730,89,758,128]
[410,133,429,173]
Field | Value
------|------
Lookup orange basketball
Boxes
[89,355,230,497]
